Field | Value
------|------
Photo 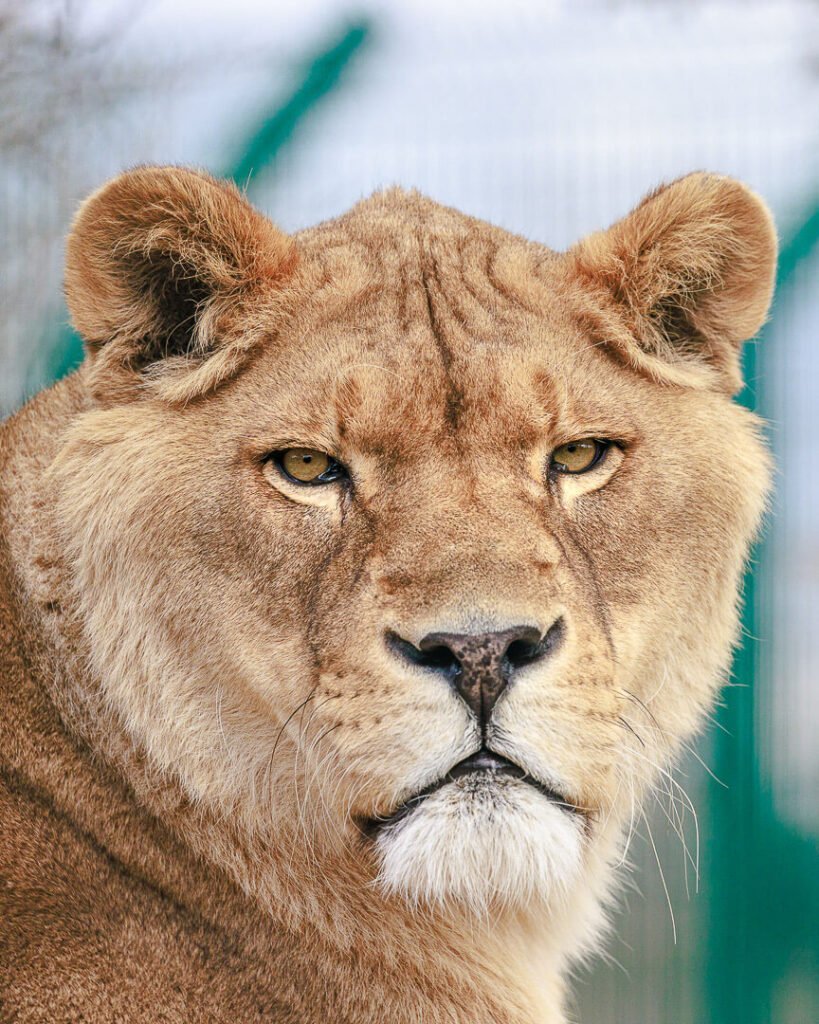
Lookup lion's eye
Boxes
[274,448,345,485]
[550,439,608,474]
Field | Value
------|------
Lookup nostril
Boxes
[419,644,460,672]
[503,617,565,673]
[385,631,461,677]
[504,637,541,668]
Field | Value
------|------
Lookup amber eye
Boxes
[550,439,608,474]
[274,448,345,485]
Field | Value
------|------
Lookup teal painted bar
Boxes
[38,20,372,389]
[707,198,819,1024]
[228,22,370,190]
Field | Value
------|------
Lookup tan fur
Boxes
[0,167,776,1022]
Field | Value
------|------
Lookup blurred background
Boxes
[2,1,817,1021]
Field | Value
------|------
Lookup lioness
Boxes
[0,167,775,1023]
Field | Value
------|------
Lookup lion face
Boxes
[52,169,775,921]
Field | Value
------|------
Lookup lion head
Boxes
[49,167,775,941]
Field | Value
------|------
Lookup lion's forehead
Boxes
[290,188,560,350]
[243,205,630,461]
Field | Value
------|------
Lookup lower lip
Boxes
[363,759,581,837]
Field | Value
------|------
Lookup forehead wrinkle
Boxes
[418,243,466,443]
[539,360,642,443]
[326,358,443,468]
[414,235,569,454]
[287,244,381,335]
[529,362,573,438]
[449,231,542,338]
[330,361,408,447]
[345,228,421,336]
[276,195,645,462]
[310,238,469,459]
[413,233,534,452]
[521,327,642,444]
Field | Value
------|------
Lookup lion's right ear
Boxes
[64,166,297,403]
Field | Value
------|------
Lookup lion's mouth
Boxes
[363,748,583,837]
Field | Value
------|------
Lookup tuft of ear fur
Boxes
[569,173,777,392]
[65,166,297,403]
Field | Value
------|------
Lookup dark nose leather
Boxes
[388,621,563,725]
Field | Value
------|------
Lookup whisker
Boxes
[643,809,677,944]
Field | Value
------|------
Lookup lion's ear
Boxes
[65,166,296,403]
[569,173,777,392]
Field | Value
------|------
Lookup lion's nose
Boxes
[387,621,564,726]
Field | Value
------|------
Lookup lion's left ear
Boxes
[569,173,777,392]
[65,165,297,403]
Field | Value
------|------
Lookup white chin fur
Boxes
[374,774,585,914]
